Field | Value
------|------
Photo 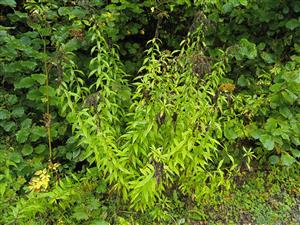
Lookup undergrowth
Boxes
[0,0,299,224]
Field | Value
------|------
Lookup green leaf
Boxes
[15,77,35,89]
[224,126,238,140]
[269,83,282,92]
[239,38,257,59]
[31,126,46,141]
[0,0,16,7]
[58,7,87,19]
[27,89,42,101]
[291,149,300,158]
[237,75,251,87]
[279,107,292,119]
[117,217,131,225]
[281,153,295,166]
[261,52,275,64]
[259,134,274,150]
[21,118,32,129]
[248,126,262,139]
[64,38,81,52]
[0,121,16,132]
[292,1,300,12]
[35,144,46,154]
[90,220,109,225]
[11,107,24,118]
[268,155,279,165]
[282,90,297,104]
[0,109,10,120]
[31,74,46,85]
[72,206,89,221]
[285,19,300,30]
[7,95,18,105]
[22,144,33,156]
[10,152,22,163]
[39,86,56,97]
[16,128,30,143]
[264,118,277,131]
[222,3,234,13]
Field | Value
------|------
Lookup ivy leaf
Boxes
[259,134,274,150]
[22,144,33,156]
[281,153,295,166]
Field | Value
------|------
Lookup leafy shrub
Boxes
[0,0,299,222]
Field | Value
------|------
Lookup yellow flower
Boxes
[29,169,50,192]
[48,162,61,171]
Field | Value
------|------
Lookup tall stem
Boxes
[44,39,52,162]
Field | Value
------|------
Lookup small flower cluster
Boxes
[28,162,60,192]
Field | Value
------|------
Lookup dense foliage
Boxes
[0,0,299,224]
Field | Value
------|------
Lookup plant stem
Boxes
[44,39,52,162]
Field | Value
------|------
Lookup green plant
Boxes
[0,0,299,223]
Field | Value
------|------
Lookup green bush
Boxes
[0,0,299,223]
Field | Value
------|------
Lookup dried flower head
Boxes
[43,113,52,128]
[191,54,211,78]
[219,83,235,93]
